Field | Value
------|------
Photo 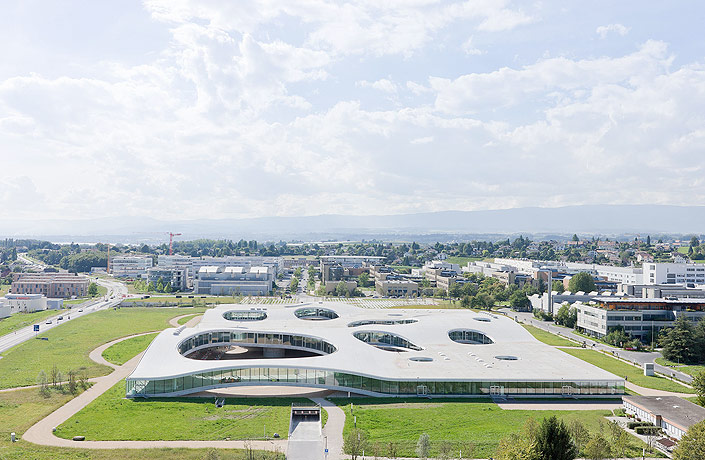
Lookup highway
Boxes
[0,278,128,355]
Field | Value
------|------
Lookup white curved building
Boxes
[126,302,624,398]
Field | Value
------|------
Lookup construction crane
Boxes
[167,232,182,255]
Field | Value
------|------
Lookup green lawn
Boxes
[654,357,705,377]
[177,314,201,325]
[445,256,487,266]
[0,386,278,460]
[336,398,652,458]
[102,333,159,366]
[0,283,10,297]
[559,348,695,394]
[0,309,67,337]
[56,381,300,441]
[521,324,576,347]
[122,295,242,307]
[0,307,205,389]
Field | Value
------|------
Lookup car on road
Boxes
[58,316,64,320]
[45,320,52,324]
[78,309,83,312]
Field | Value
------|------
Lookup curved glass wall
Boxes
[347,319,418,327]
[295,307,339,320]
[177,330,337,357]
[223,310,267,321]
[352,330,423,351]
[448,329,493,344]
[126,367,624,398]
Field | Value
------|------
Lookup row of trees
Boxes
[660,315,705,364]
[37,364,89,397]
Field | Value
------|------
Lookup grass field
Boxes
[655,357,705,377]
[102,333,159,366]
[336,398,653,458]
[56,381,300,441]
[0,387,274,459]
[559,348,695,394]
[122,295,242,307]
[177,314,201,325]
[0,307,205,389]
[0,309,67,337]
[445,256,487,266]
[521,324,576,347]
[0,283,9,297]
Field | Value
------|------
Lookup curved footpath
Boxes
[22,332,288,452]
[168,314,202,328]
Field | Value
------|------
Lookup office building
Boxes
[111,256,153,278]
[11,272,89,298]
[193,266,274,296]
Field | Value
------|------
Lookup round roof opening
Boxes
[495,355,519,361]
[473,317,491,322]
[223,310,267,321]
[409,356,433,362]
[448,329,493,344]
[295,307,339,320]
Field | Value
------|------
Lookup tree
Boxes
[662,315,698,364]
[583,434,611,460]
[335,281,349,297]
[387,441,399,459]
[691,236,700,248]
[568,419,589,455]
[416,433,431,460]
[555,305,577,329]
[496,432,539,460]
[551,281,565,294]
[290,277,299,292]
[358,272,370,288]
[567,272,595,293]
[510,291,531,311]
[37,370,50,398]
[535,416,577,460]
[572,234,579,242]
[437,440,453,460]
[693,370,705,406]
[673,419,705,460]
[344,429,368,460]
[88,282,98,296]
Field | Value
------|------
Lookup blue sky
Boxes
[1,1,704,220]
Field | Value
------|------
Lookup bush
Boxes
[627,421,652,429]
[635,426,661,435]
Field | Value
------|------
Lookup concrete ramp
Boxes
[287,404,324,460]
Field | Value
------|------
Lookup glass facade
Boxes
[177,331,337,356]
[448,329,494,344]
[222,310,267,321]
[294,307,339,320]
[352,331,423,351]
[347,319,418,327]
[126,367,624,398]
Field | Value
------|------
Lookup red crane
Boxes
[167,232,182,255]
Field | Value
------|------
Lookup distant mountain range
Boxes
[2,205,704,244]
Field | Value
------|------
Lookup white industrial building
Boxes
[110,256,153,278]
[193,266,275,296]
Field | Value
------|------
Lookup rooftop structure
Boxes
[623,396,705,440]
[193,265,274,296]
[126,302,624,398]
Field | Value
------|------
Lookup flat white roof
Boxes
[130,302,622,384]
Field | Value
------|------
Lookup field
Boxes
[0,283,10,296]
[177,314,201,325]
[0,387,270,460]
[0,307,205,389]
[101,333,159,366]
[559,348,695,393]
[336,398,652,458]
[121,295,242,307]
[445,256,487,266]
[56,381,299,441]
[654,357,705,377]
[0,309,67,337]
[521,324,576,347]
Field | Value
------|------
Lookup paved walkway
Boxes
[313,397,346,460]
[626,381,695,398]
[497,400,622,410]
[22,332,287,452]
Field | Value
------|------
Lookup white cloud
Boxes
[461,36,485,55]
[596,23,630,39]
[356,78,398,93]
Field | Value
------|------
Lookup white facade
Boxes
[111,256,153,278]
[0,299,9,319]
[642,263,705,285]
[192,256,281,277]
[193,266,274,296]
[2,293,48,313]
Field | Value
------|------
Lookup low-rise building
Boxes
[323,280,358,295]
[376,280,418,297]
[0,298,9,319]
[194,266,274,296]
[147,267,189,291]
[11,272,90,298]
[576,297,705,341]
[2,293,47,313]
[111,256,153,278]
[623,396,705,440]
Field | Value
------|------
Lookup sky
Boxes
[1,0,704,221]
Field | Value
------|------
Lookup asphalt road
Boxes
[0,278,128,354]
[503,309,694,384]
